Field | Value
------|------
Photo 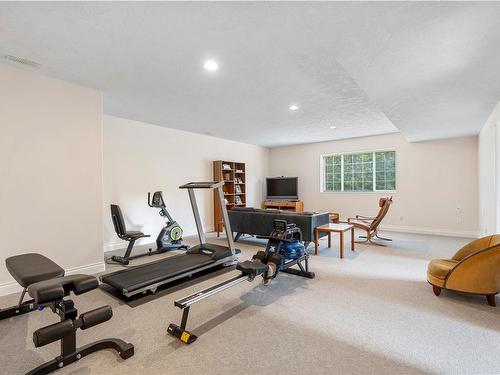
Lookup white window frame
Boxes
[320,149,396,193]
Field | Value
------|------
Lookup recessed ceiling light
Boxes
[204,59,219,71]
[289,105,299,111]
[330,125,337,129]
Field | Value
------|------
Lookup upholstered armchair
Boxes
[427,234,500,306]
[347,197,393,245]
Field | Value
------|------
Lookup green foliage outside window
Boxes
[323,151,396,192]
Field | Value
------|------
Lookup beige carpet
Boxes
[1,231,499,374]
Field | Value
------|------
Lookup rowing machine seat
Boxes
[28,275,98,305]
[236,260,268,277]
[6,253,64,288]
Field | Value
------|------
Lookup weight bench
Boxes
[1,253,65,320]
[3,253,134,374]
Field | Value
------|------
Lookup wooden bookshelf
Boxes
[213,160,246,236]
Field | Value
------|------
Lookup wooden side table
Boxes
[314,223,354,258]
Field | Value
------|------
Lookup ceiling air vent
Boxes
[4,54,40,68]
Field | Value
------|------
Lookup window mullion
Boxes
[341,154,344,192]
[373,152,376,192]
[321,156,324,192]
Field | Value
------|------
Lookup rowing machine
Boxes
[167,219,314,344]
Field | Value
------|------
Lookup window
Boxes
[322,150,396,192]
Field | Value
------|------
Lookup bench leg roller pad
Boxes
[33,320,74,348]
[80,306,113,330]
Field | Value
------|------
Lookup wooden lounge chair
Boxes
[347,197,393,246]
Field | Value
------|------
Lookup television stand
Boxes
[262,200,304,212]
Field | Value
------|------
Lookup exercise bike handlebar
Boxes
[148,191,175,223]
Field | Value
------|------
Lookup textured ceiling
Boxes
[1,2,499,146]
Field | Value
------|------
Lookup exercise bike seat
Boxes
[28,274,98,305]
[6,253,64,288]
[236,260,268,277]
[124,230,150,240]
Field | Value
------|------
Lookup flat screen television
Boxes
[266,177,298,200]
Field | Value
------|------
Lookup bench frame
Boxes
[0,287,40,320]
[27,297,134,375]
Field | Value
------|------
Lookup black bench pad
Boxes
[28,275,98,304]
[236,260,268,277]
[6,253,64,288]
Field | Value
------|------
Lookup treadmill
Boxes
[100,181,240,298]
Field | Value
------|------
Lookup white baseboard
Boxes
[0,261,105,297]
[66,261,105,275]
[103,240,132,253]
[379,224,479,239]
[103,228,213,253]
[0,281,25,296]
[103,238,166,252]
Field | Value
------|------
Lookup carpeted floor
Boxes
[1,231,499,374]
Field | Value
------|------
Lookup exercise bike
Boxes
[109,192,188,266]
[148,191,188,252]
[167,219,314,344]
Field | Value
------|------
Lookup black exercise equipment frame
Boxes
[0,287,39,320]
[110,236,152,266]
[27,298,134,375]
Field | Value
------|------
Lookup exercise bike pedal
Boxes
[167,324,197,344]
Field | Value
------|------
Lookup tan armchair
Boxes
[347,197,393,246]
[427,234,500,306]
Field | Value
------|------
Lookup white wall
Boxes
[0,64,103,294]
[479,102,500,235]
[103,115,269,250]
[269,133,479,237]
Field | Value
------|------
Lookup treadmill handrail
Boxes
[181,180,236,256]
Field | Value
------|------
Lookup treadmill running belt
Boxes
[101,253,215,293]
